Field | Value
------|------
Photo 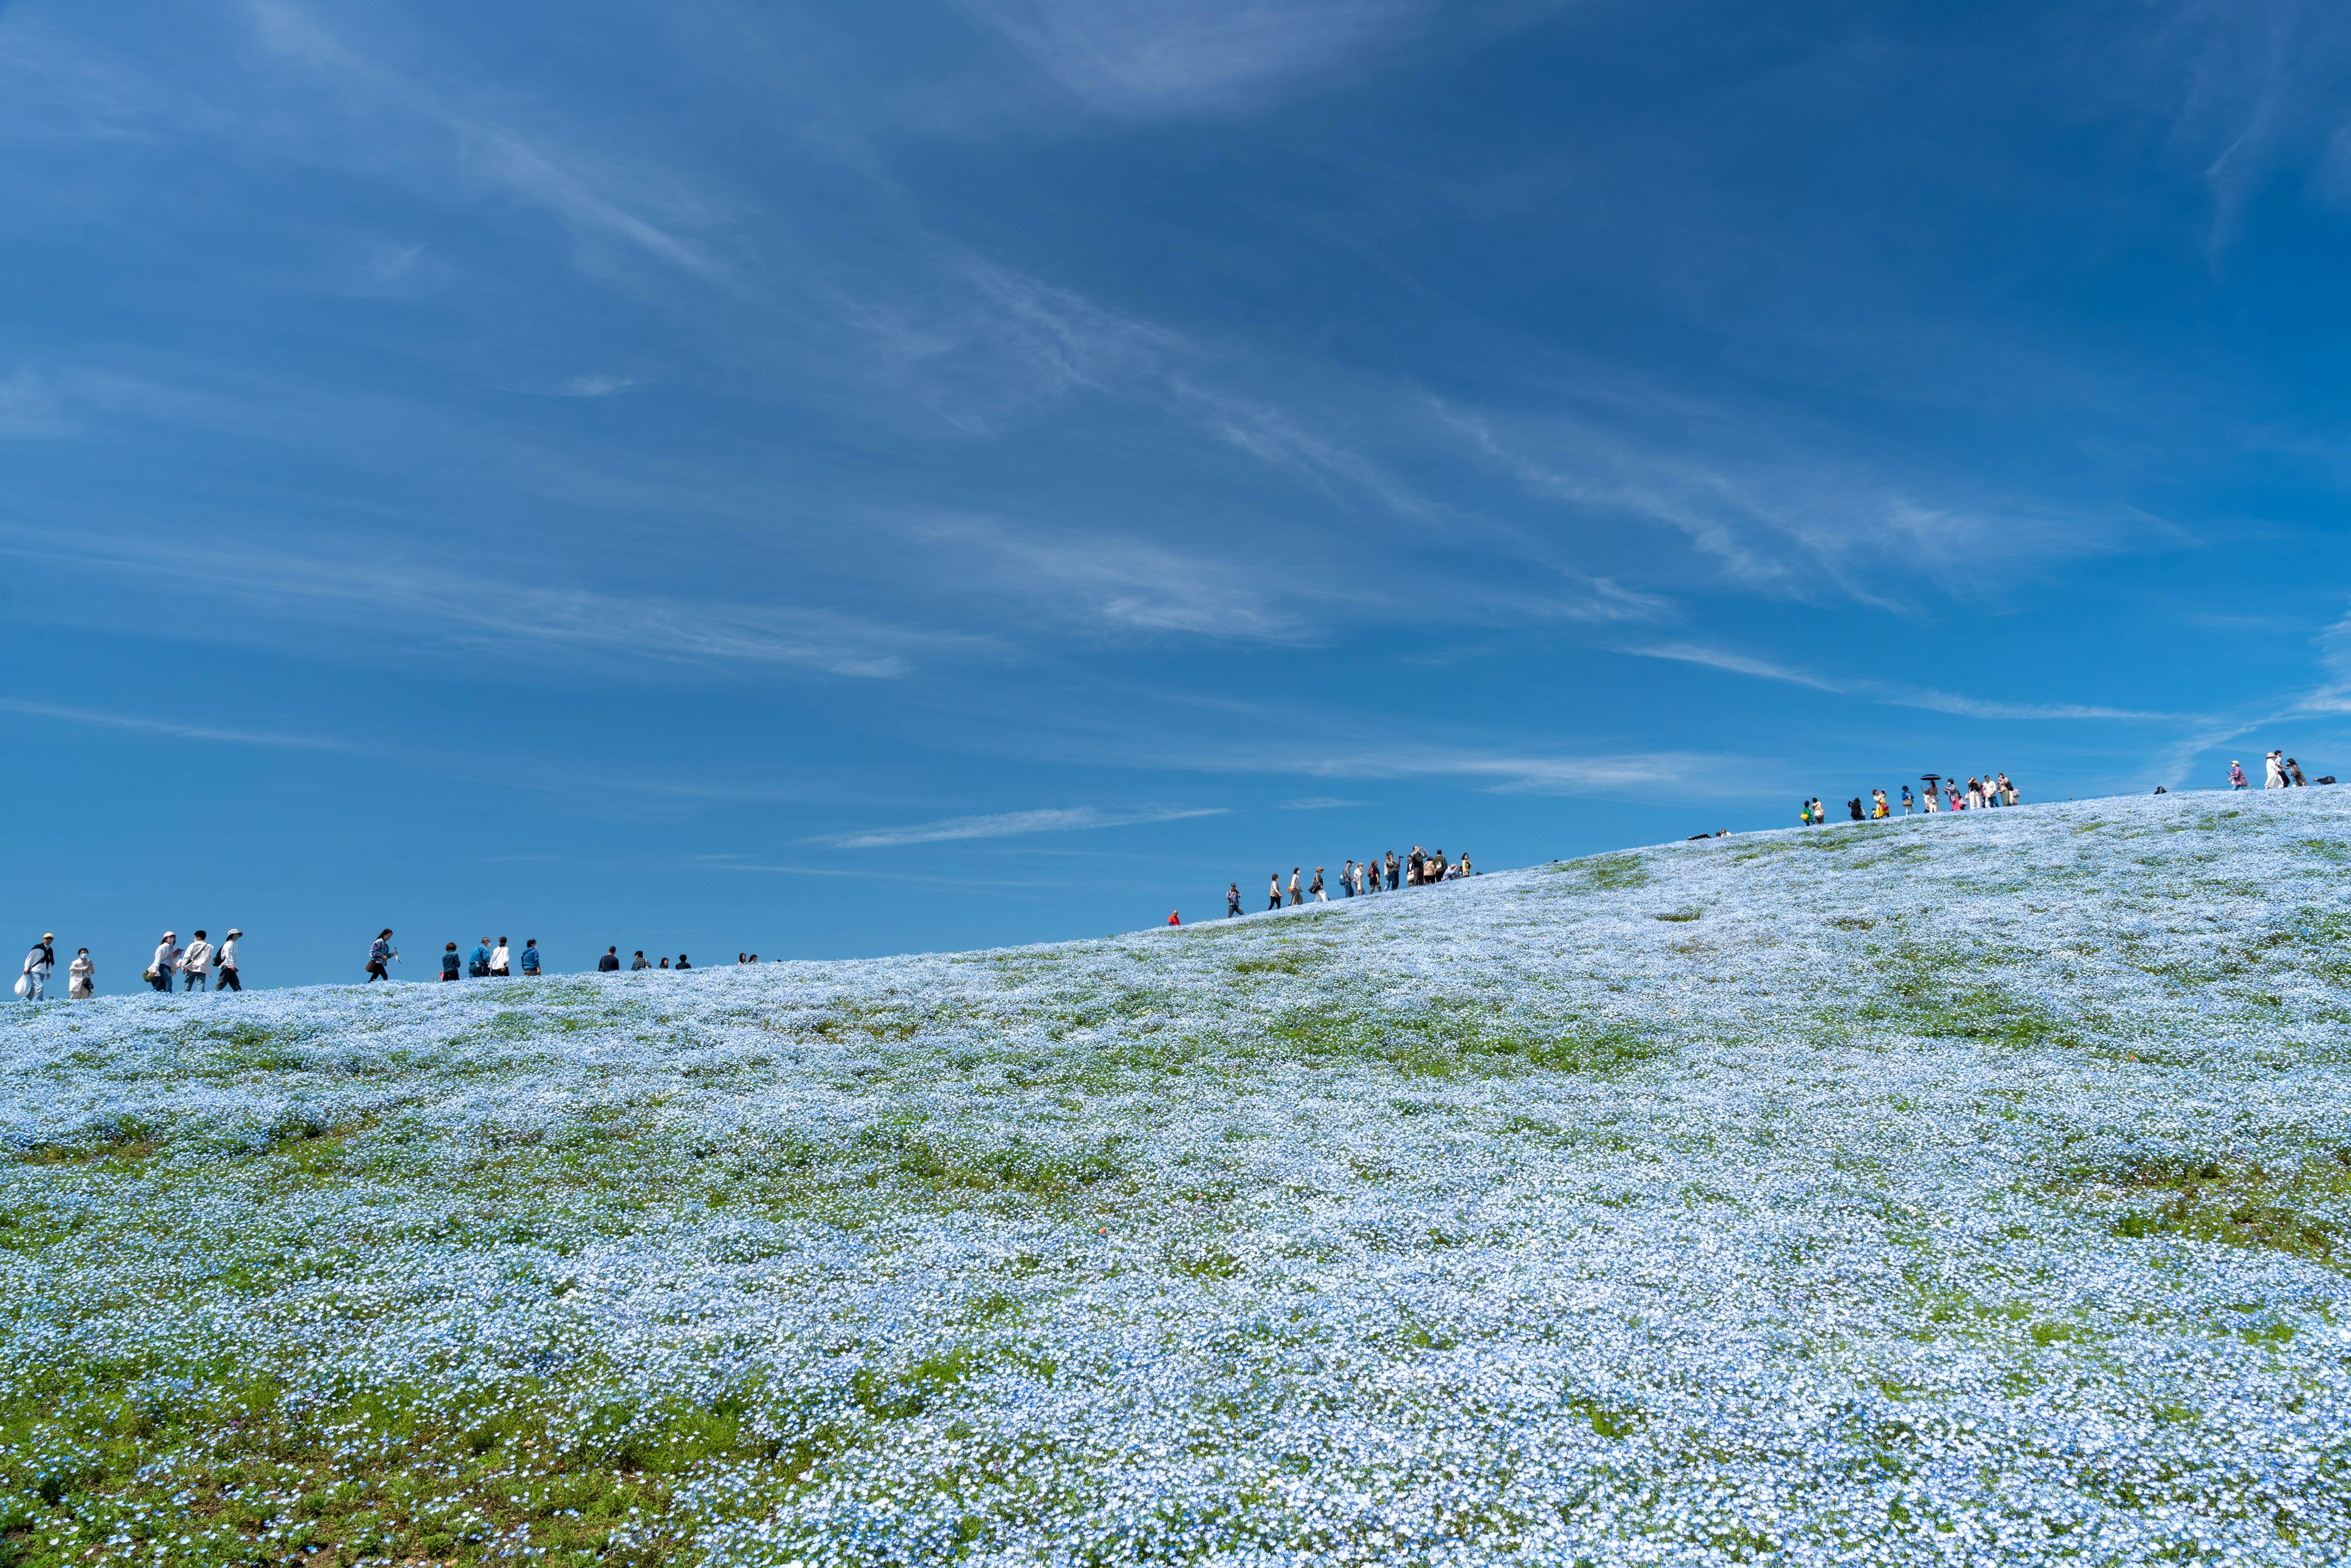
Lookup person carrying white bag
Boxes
[15,934,54,1001]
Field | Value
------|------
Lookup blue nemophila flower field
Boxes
[5,791,2350,1567]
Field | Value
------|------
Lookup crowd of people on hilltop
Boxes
[1801,771,2020,825]
[1213,846,1474,918]
[16,927,782,1001]
[2228,751,2331,789]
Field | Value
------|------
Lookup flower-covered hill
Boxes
[5,790,2351,1568]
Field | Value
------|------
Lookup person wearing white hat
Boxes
[17,934,54,1002]
[216,929,243,992]
[147,932,181,992]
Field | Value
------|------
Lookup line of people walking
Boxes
[1802,773,2019,825]
[1226,846,1474,915]
[15,928,245,1002]
[2229,752,2331,789]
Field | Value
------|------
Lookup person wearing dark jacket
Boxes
[440,942,461,981]
[599,947,621,972]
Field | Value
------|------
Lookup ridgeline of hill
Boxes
[4,790,2350,1567]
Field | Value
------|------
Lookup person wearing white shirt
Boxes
[148,932,182,992]
[18,934,54,1002]
[68,948,94,999]
[179,931,214,992]
[215,929,242,992]
[2266,751,2288,789]
[490,937,511,977]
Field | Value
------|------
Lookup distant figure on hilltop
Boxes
[1227,884,1242,918]
[1267,872,1281,912]
[148,932,181,992]
[2288,757,2308,786]
[1288,869,1303,907]
[1168,910,1180,926]
[18,934,54,1003]
[367,929,396,983]
[440,942,460,981]
[520,940,541,977]
[2266,751,2288,789]
[2229,760,2248,789]
[599,946,620,972]
[69,947,93,999]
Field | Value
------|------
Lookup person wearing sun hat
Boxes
[216,929,243,992]
[148,931,182,992]
[17,934,54,1002]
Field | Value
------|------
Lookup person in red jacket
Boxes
[1167,910,1180,926]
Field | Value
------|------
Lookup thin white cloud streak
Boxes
[0,529,979,679]
[818,805,1228,849]
[0,697,356,751]
[241,0,728,283]
[1278,796,1368,809]
[850,259,1430,519]
[957,0,1434,118]
[1439,402,2147,607]
[556,373,642,398]
[1624,639,2186,721]
[923,517,1320,642]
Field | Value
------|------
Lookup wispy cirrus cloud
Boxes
[0,697,356,751]
[0,528,983,679]
[1625,639,2187,721]
[958,0,1436,117]
[1278,796,1368,809]
[817,803,1228,849]
[923,516,1322,642]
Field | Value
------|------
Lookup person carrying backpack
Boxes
[215,929,242,991]
[520,939,541,977]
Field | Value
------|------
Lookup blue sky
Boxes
[6,0,2351,986]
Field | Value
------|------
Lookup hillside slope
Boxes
[5,791,2351,1567]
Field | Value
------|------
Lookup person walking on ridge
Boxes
[2266,751,2288,789]
[215,929,242,991]
[440,942,461,981]
[2288,757,2308,787]
[1341,859,1356,898]
[1167,910,1180,926]
[18,934,54,1002]
[366,929,396,982]
[1288,868,1303,907]
[1385,850,1400,891]
[181,931,214,993]
[468,939,492,978]
[1900,786,1914,815]
[148,932,181,992]
[1310,866,1326,902]
[1267,873,1282,912]
[1227,883,1243,918]
[520,939,541,977]
[490,937,511,977]
[2229,760,2249,789]
[68,947,93,999]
